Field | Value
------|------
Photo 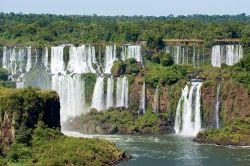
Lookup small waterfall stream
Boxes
[153,86,159,113]
[116,76,129,108]
[139,82,146,114]
[91,76,105,111]
[174,82,202,136]
[104,45,117,74]
[106,77,114,109]
[214,82,221,129]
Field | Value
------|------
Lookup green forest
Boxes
[1,13,250,48]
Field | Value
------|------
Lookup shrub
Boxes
[0,69,8,81]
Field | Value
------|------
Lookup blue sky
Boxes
[1,0,250,16]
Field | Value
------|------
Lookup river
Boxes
[63,131,250,166]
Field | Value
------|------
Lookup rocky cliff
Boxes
[0,87,60,146]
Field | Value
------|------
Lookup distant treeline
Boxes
[0,12,250,49]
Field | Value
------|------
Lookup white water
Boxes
[211,45,243,67]
[68,45,96,74]
[26,46,32,72]
[51,46,65,74]
[1,45,132,125]
[116,76,129,108]
[52,74,85,123]
[153,86,159,113]
[139,82,146,114]
[174,82,202,136]
[2,47,31,82]
[106,77,114,109]
[215,83,221,129]
[121,45,142,62]
[42,47,49,70]
[168,45,204,67]
[91,76,105,111]
[104,45,117,74]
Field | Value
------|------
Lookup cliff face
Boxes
[201,81,217,127]
[129,78,184,116]
[201,80,250,128]
[0,88,60,146]
[220,81,250,123]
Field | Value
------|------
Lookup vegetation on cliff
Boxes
[0,68,15,88]
[195,118,250,146]
[0,88,127,165]
[65,108,173,135]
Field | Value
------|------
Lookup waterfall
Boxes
[2,47,30,82]
[211,45,222,67]
[42,47,49,70]
[67,45,96,74]
[26,46,32,72]
[211,45,243,67]
[1,45,133,125]
[214,82,221,129]
[139,82,146,114]
[116,76,128,108]
[52,74,85,123]
[91,76,105,111]
[169,45,204,67]
[104,45,117,74]
[51,46,65,74]
[106,77,114,109]
[174,82,202,136]
[121,45,142,62]
[153,86,159,113]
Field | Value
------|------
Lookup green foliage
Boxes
[161,53,174,67]
[0,13,249,46]
[82,73,96,104]
[6,144,32,162]
[196,118,250,146]
[68,108,171,135]
[146,37,165,50]
[112,59,142,77]
[15,124,33,145]
[0,80,16,88]
[144,61,187,87]
[0,69,8,81]
[29,124,123,166]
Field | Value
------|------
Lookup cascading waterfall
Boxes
[211,45,221,67]
[50,46,90,123]
[174,82,202,136]
[139,82,146,114]
[121,45,142,62]
[42,47,49,70]
[52,74,85,123]
[106,77,114,109]
[91,76,105,111]
[1,45,133,125]
[116,76,128,108]
[26,46,32,72]
[214,82,221,129]
[168,45,204,67]
[104,45,117,74]
[51,46,65,74]
[67,45,96,74]
[153,86,159,113]
[211,45,243,67]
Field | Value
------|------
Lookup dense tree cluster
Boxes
[0,13,250,47]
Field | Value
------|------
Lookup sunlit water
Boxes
[63,131,250,166]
